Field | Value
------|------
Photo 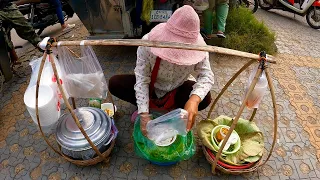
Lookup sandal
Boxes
[201,31,216,40]
[62,24,76,32]
[216,31,226,38]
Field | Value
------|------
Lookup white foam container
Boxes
[24,85,60,127]
[101,103,117,117]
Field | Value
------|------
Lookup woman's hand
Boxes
[184,95,201,131]
[140,113,152,137]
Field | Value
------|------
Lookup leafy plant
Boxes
[210,7,277,54]
[197,115,264,165]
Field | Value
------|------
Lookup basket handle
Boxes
[259,68,278,166]
[206,59,256,119]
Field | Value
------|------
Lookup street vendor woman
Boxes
[109,5,214,135]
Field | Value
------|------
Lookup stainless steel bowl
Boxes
[56,107,113,160]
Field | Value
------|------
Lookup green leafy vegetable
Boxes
[197,115,264,165]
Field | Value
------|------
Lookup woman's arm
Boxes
[191,53,214,100]
[134,46,151,114]
[135,46,152,136]
[185,53,214,131]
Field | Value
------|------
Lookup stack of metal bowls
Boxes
[56,107,114,160]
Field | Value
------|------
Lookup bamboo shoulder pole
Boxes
[211,68,263,174]
[52,40,276,64]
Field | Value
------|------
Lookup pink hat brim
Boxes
[148,23,207,66]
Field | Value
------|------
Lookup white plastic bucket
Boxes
[24,85,60,127]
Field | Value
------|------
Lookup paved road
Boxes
[255,9,320,57]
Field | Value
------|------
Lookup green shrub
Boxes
[211,7,277,54]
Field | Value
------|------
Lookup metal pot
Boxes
[56,107,113,160]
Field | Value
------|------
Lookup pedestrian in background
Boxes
[202,0,229,38]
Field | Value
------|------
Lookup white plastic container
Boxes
[24,85,61,127]
[244,66,268,109]
[101,103,117,117]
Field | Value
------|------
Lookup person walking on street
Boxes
[202,0,229,38]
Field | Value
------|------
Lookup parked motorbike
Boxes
[259,0,320,29]
[18,0,75,35]
[237,0,259,13]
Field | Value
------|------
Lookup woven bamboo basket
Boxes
[202,146,262,175]
[64,140,115,166]
[34,38,276,167]
[202,54,278,174]
[35,47,116,166]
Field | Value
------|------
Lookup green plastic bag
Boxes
[133,113,196,164]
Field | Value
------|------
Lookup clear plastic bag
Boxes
[134,111,195,164]
[57,45,107,99]
[28,54,68,104]
[146,108,188,144]
[244,66,268,109]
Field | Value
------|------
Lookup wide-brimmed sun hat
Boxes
[148,5,207,66]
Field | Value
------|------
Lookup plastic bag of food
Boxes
[146,109,188,144]
[244,66,268,109]
[133,111,195,164]
[57,45,107,99]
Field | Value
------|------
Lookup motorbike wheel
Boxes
[306,7,320,29]
[259,0,273,11]
[241,0,259,13]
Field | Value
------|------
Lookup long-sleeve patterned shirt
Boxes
[134,35,214,114]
